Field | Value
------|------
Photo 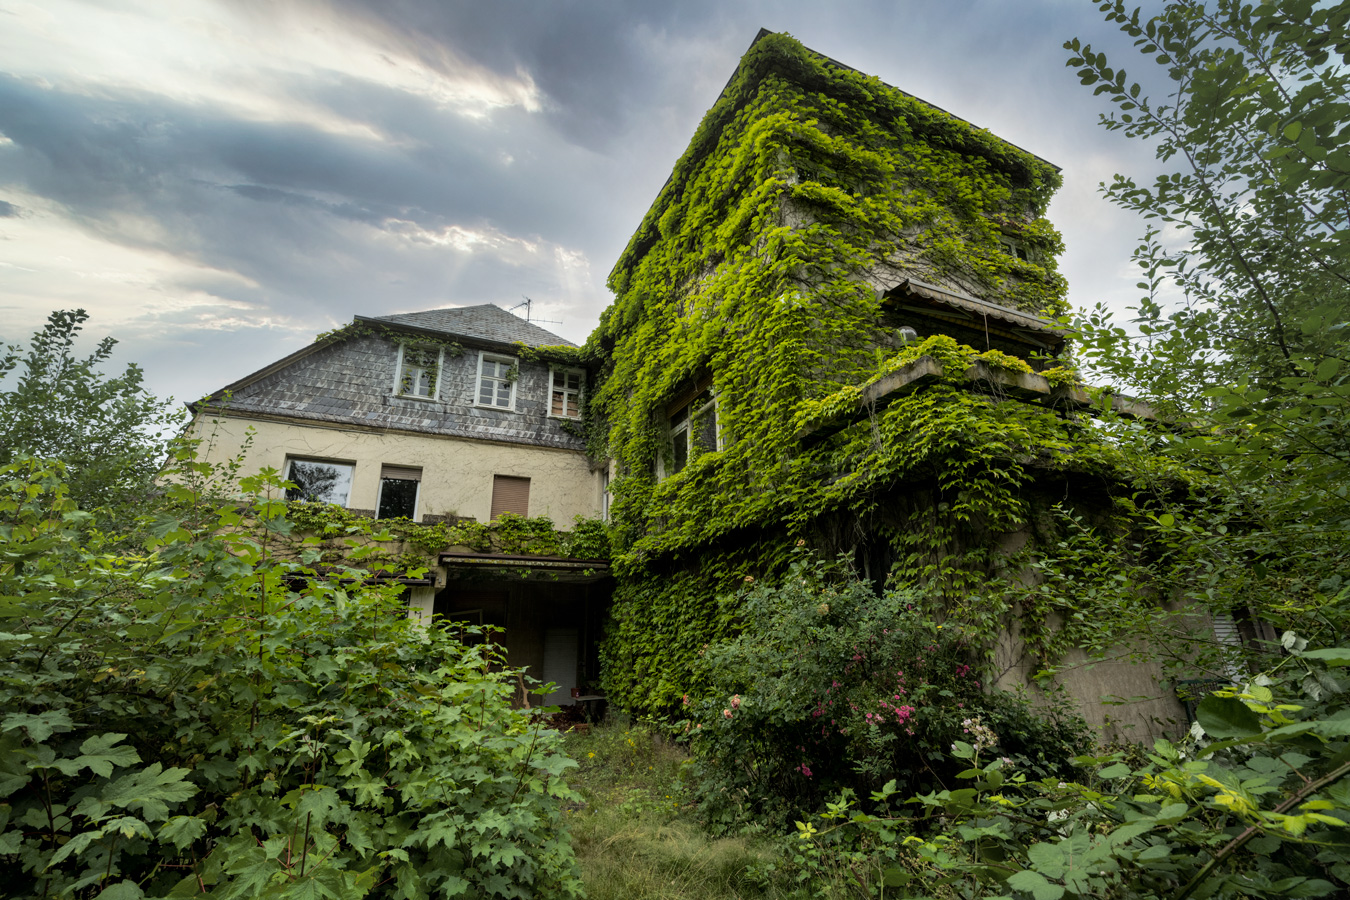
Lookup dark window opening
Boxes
[377,465,421,520]
[667,388,718,477]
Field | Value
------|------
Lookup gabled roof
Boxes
[195,304,574,410]
[360,305,576,349]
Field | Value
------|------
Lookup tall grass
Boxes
[562,722,798,900]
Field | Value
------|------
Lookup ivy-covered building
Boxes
[188,304,611,705]
[589,30,1186,734]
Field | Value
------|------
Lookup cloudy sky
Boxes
[0,0,1172,406]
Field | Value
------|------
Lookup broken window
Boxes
[663,388,719,479]
[550,366,584,418]
[397,343,441,399]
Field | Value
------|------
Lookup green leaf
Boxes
[2,710,73,744]
[1196,695,1262,739]
[1098,762,1132,779]
[1301,648,1350,666]
[53,733,140,778]
[84,763,197,822]
[1007,869,1066,900]
[158,815,207,850]
[93,881,145,900]
[1027,841,1067,879]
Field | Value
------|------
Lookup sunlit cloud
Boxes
[0,0,542,145]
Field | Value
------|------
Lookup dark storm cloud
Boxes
[0,68,613,325]
[0,200,19,217]
[272,0,733,150]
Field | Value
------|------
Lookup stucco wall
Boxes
[188,412,604,524]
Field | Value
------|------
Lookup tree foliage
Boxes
[0,454,581,899]
[0,310,180,517]
[1066,0,1350,548]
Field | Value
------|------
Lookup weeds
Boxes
[563,721,799,900]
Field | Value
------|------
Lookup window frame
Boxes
[393,342,444,401]
[999,237,1033,263]
[658,386,720,481]
[283,457,356,506]
[475,351,518,412]
[548,365,585,420]
[376,464,422,521]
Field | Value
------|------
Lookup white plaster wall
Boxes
[187,413,604,525]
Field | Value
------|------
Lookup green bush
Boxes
[686,549,1089,827]
[0,458,582,899]
[794,648,1350,898]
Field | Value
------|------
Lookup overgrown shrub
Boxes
[685,549,1089,827]
[0,458,582,899]
[792,645,1350,898]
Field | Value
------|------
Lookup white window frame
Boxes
[376,465,422,521]
[658,388,720,481]
[475,352,518,411]
[548,366,585,419]
[393,342,444,401]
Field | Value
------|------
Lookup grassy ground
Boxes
[561,721,800,900]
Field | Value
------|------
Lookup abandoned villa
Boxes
[189,30,1243,737]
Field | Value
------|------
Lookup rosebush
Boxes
[685,549,1089,828]
[793,645,1350,898]
[0,457,582,899]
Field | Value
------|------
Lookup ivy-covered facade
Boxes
[588,31,1189,731]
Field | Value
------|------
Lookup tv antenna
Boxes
[510,297,561,327]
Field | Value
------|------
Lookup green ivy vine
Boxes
[584,33,1196,718]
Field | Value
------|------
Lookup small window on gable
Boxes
[396,343,442,399]
[377,465,421,520]
[550,367,584,419]
[285,458,354,506]
[661,387,718,480]
[477,353,516,410]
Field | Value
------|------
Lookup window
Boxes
[491,475,530,518]
[477,353,516,410]
[377,464,421,520]
[662,388,718,479]
[1000,238,1032,263]
[395,343,442,399]
[285,458,354,505]
[550,367,584,418]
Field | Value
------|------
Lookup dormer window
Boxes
[395,343,442,400]
[550,367,584,419]
[477,352,517,410]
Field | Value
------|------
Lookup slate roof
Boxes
[362,305,576,349]
[191,305,586,452]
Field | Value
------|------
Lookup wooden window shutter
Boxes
[381,465,422,482]
[491,475,530,518]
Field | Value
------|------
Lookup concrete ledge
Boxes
[798,355,1158,444]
